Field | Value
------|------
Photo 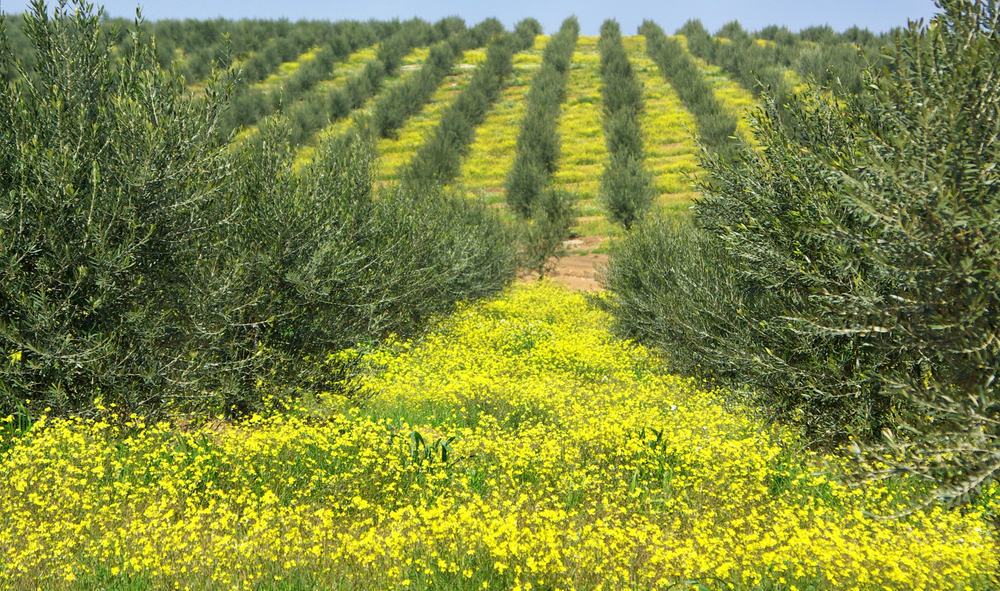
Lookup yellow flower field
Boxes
[0,282,995,590]
[550,36,606,201]
[456,35,548,202]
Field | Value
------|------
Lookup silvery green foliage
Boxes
[0,0,241,416]
[0,2,516,420]
[606,0,1000,507]
[597,20,655,231]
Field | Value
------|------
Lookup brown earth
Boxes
[518,235,609,291]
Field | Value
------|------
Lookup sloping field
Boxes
[311,45,378,93]
[260,47,319,88]
[2,283,994,589]
[456,36,548,201]
[375,48,487,181]
[549,35,606,201]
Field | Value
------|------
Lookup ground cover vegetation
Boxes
[268,22,436,147]
[638,21,740,161]
[597,20,656,230]
[372,46,484,181]
[1,282,995,589]
[603,0,1000,508]
[367,17,506,147]
[359,19,508,180]
[0,1,515,420]
[549,36,606,203]
[456,35,547,198]
[210,22,385,137]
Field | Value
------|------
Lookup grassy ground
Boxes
[456,35,548,203]
[624,35,702,212]
[1,282,996,590]
[550,35,606,204]
[261,47,319,88]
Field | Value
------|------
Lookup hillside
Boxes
[132,17,875,247]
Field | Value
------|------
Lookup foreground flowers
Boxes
[0,282,995,590]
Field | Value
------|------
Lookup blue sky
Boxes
[1,0,939,36]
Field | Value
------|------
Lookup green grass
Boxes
[550,35,606,201]
[376,49,487,181]
[456,35,547,195]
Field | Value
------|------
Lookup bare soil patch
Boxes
[518,235,609,291]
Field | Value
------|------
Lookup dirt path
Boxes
[518,235,609,291]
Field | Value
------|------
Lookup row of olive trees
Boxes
[683,19,891,102]
[325,18,467,127]
[363,18,507,141]
[505,16,578,217]
[503,17,579,278]
[680,19,794,114]
[597,19,655,231]
[275,20,440,147]
[0,1,515,420]
[604,0,1000,507]
[220,19,427,140]
[401,19,542,189]
[637,20,739,160]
